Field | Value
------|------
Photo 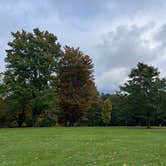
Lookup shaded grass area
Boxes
[0,127,166,166]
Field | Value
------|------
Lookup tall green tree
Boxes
[121,62,166,128]
[2,28,61,126]
[58,46,95,126]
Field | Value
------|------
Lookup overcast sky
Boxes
[1,0,166,92]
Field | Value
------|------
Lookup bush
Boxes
[36,110,57,127]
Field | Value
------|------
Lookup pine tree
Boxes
[121,62,166,128]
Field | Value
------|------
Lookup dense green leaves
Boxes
[121,62,166,128]
[1,28,61,126]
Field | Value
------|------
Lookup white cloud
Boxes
[96,67,128,92]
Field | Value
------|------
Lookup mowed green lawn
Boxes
[0,127,166,166]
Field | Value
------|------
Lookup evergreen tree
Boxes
[121,62,166,128]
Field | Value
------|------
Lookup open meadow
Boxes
[0,127,166,166]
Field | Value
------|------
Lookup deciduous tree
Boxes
[2,28,61,126]
[101,98,112,125]
[58,46,95,126]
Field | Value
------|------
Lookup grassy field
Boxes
[0,127,166,166]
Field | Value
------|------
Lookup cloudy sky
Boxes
[1,0,166,92]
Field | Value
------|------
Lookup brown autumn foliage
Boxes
[58,46,97,126]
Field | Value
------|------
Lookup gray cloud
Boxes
[1,0,166,92]
[96,24,156,69]
[94,23,166,92]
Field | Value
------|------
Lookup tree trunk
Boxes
[18,109,25,127]
[147,118,151,129]
[32,108,37,127]
[146,111,151,129]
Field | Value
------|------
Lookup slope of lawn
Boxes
[0,127,166,166]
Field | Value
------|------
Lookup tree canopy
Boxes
[121,62,166,128]
[0,29,166,128]
[58,46,96,126]
[1,28,61,126]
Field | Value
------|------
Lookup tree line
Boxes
[0,28,166,128]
